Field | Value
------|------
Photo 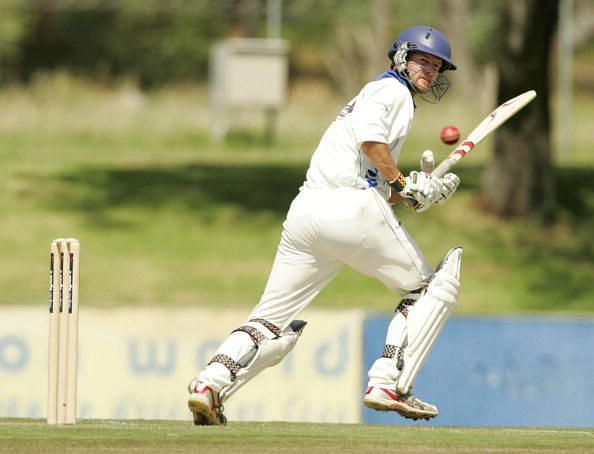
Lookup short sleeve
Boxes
[351,80,402,147]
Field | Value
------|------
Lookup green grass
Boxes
[1,419,593,453]
[0,73,593,314]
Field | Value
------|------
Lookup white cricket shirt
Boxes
[302,75,415,199]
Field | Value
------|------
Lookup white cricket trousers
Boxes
[249,187,432,330]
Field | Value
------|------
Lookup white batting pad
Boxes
[396,247,462,393]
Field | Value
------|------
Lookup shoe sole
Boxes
[188,398,223,426]
[363,396,437,421]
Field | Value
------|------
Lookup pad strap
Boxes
[208,354,241,380]
[382,344,397,358]
[382,344,405,371]
[231,318,281,346]
[249,318,281,337]
[232,325,266,345]
[395,287,423,317]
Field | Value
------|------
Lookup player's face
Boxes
[406,52,443,93]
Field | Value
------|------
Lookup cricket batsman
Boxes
[188,25,463,424]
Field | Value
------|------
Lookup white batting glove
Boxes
[419,150,461,207]
[435,172,460,205]
[401,171,442,213]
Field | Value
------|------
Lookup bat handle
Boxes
[431,160,453,179]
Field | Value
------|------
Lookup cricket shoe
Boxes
[363,386,438,421]
[187,379,227,425]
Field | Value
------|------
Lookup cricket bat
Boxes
[431,90,537,178]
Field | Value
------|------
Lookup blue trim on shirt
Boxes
[376,69,415,109]
[376,70,409,87]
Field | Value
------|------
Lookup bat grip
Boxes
[431,160,453,179]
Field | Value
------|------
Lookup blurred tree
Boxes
[17,0,231,88]
[0,0,31,82]
[4,0,518,94]
[327,0,393,95]
[227,0,261,37]
[573,0,594,50]
[323,0,441,94]
[482,0,559,222]
[437,0,499,105]
[438,0,475,97]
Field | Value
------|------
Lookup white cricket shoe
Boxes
[187,379,227,425]
[363,386,439,421]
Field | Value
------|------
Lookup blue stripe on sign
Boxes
[362,315,594,427]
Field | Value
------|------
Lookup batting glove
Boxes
[401,171,442,213]
[435,172,460,205]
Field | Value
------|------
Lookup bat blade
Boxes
[432,90,536,178]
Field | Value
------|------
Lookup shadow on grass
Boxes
[35,163,594,223]
[41,162,308,223]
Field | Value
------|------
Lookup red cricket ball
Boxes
[440,125,460,145]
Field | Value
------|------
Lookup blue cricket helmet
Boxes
[388,25,456,72]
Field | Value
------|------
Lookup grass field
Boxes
[1,419,593,453]
[0,73,593,314]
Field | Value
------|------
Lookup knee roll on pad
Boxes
[395,247,462,393]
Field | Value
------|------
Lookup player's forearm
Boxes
[362,141,408,204]
[361,141,402,182]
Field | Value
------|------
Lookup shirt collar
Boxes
[376,69,409,86]
[376,69,416,108]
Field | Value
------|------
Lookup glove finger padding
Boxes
[435,172,460,205]
[420,150,435,173]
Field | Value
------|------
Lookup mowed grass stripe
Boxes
[0,419,593,453]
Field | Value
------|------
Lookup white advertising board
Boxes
[0,306,363,423]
